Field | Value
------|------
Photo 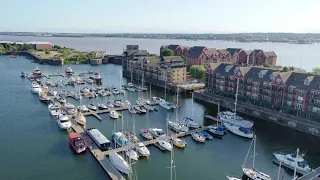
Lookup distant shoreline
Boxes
[0,33,317,45]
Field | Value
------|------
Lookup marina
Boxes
[1,56,320,180]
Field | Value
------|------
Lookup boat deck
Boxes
[72,124,125,180]
[297,167,320,180]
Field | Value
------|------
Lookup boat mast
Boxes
[253,135,256,169]
[217,101,220,125]
[176,87,179,122]
[131,71,133,83]
[293,148,299,179]
[243,135,254,167]
[234,77,239,119]
[192,93,194,118]
[165,77,167,101]
[276,161,282,180]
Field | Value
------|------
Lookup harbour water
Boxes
[1,56,320,180]
[1,35,320,71]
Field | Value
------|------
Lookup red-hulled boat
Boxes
[68,132,87,153]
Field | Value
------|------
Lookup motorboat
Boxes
[113,100,124,107]
[219,111,254,129]
[106,102,114,108]
[86,78,94,84]
[152,96,165,103]
[273,149,312,175]
[74,93,82,100]
[181,117,200,128]
[136,143,150,157]
[168,121,189,133]
[98,103,108,110]
[56,96,66,103]
[57,113,71,129]
[172,138,187,148]
[125,132,139,143]
[39,93,50,103]
[68,132,87,153]
[128,107,137,114]
[78,105,89,112]
[105,91,112,96]
[109,110,119,119]
[223,122,254,139]
[68,78,76,85]
[65,103,76,109]
[159,101,172,110]
[48,89,57,96]
[109,152,131,175]
[127,83,134,87]
[87,104,97,111]
[149,128,166,138]
[200,131,213,140]
[49,105,61,116]
[127,87,135,92]
[134,106,147,113]
[124,100,131,106]
[112,132,129,147]
[100,91,108,97]
[144,104,155,111]
[157,140,172,151]
[89,72,102,84]
[31,82,42,94]
[242,167,272,180]
[119,89,125,94]
[88,92,97,98]
[125,148,139,161]
[112,89,120,95]
[136,98,146,106]
[75,112,86,126]
[65,66,73,75]
[140,129,153,140]
[207,126,225,138]
[191,133,206,143]
[33,66,42,76]
[80,87,90,93]
[20,71,25,78]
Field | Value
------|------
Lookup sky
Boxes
[1,0,320,33]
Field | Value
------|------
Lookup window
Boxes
[259,73,263,78]
[270,74,275,80]
[304,79,310,85]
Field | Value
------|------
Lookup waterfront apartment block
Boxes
[205,63,320,121]
[127,56,187,83]
[123,45,149,70]
[0,41,53,50]
[160,44,277,67]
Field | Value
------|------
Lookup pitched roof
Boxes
[188,46,206,58]
[278,71,292,83]
[250,49,263,56]
[226,48,242,56]
[244,67,279,82]
[244,50,253,55]
[264,51,277,57]
[217,49,228,56]
[285,72,315,90]
[167,45,180,51]
[237,66,252,76]
[126,50,148,56]
[204,48,220,57]
[162,56,184,62]
[208,63,222,71]
[212,63,236,76]
[181,46,190,50]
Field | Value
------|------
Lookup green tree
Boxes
[283,66,289,72]
[54,45,61,49]
[160,47,174,56]
[22,44,34,51]
[5,43,11,50]
[12,44,18,51]
[149,53,158,58]
[190,65,206,79]
[312,67,320,75]
[45,50,50,54]
[0,45,5,52]
[263,62,271,68]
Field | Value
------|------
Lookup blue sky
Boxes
[1,0,319,33]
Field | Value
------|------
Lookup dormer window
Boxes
[234,67,239,74]
[225,67,230,72]
[304,79,310,85]
[270,73,275,80]
[258,70,267,78]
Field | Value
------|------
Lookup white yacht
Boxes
[106,102,114,108]
[144,104,155,111]
[127,87,135,92]
[149,128,166,138]
[57,114,71,129]
[181,117,200,128]
[109,152,131,175]
[87,104,97,111]
[74,93,82,100]
[75,112,86,126]
[159,101,172,110]
[219,111,254,129]
[112,89,120,95]
[78,105,89,112]
[31,82,42,94]
[80,87,90,93]
[86,79,94,84]
[65,66,73,75]
[168,121,189,133]
[152,96,165,103]
[127,83,134,87]
[65,103,76,109]
[49,105,61,116]
[134,106,147,113]
[33,66,42,76]
[98,103,108,110]
[273,148,312,175]
[136,98,146,106]
[125,100,131,106]
[140,129,153,140]
[157,140,172,151]
[48,89,57,96]
[223,122,254,139]
[136,143,150,157]
[119,89,125,94]
[226,176,241,180]
[56,96,66,103]
[128,107,137,114]
[191,133,206,143]
[125,148,139,161]
[109,110,119,119]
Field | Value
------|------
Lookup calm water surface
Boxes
[1,35,320,71]
[0,56,319,180]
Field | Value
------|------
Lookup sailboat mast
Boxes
[293,148,299,179]
[253,135,256,169]
[277,161,282,180]
[170,140,173,180]
[234,77,239,119]
[149,84,151,100]
[192,93,194,118]
[175,87,179,122]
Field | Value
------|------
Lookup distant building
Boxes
[0,41,53,50]
[123,45,149,70]
[90,58,102,65]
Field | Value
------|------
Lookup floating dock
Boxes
[297,167,320,180]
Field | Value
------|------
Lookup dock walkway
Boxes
[102,126,208,156]
[297,167,320,180]
[204,114,221,122]
[72,125,125,180]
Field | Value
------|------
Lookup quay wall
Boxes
[193,91,320,138]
